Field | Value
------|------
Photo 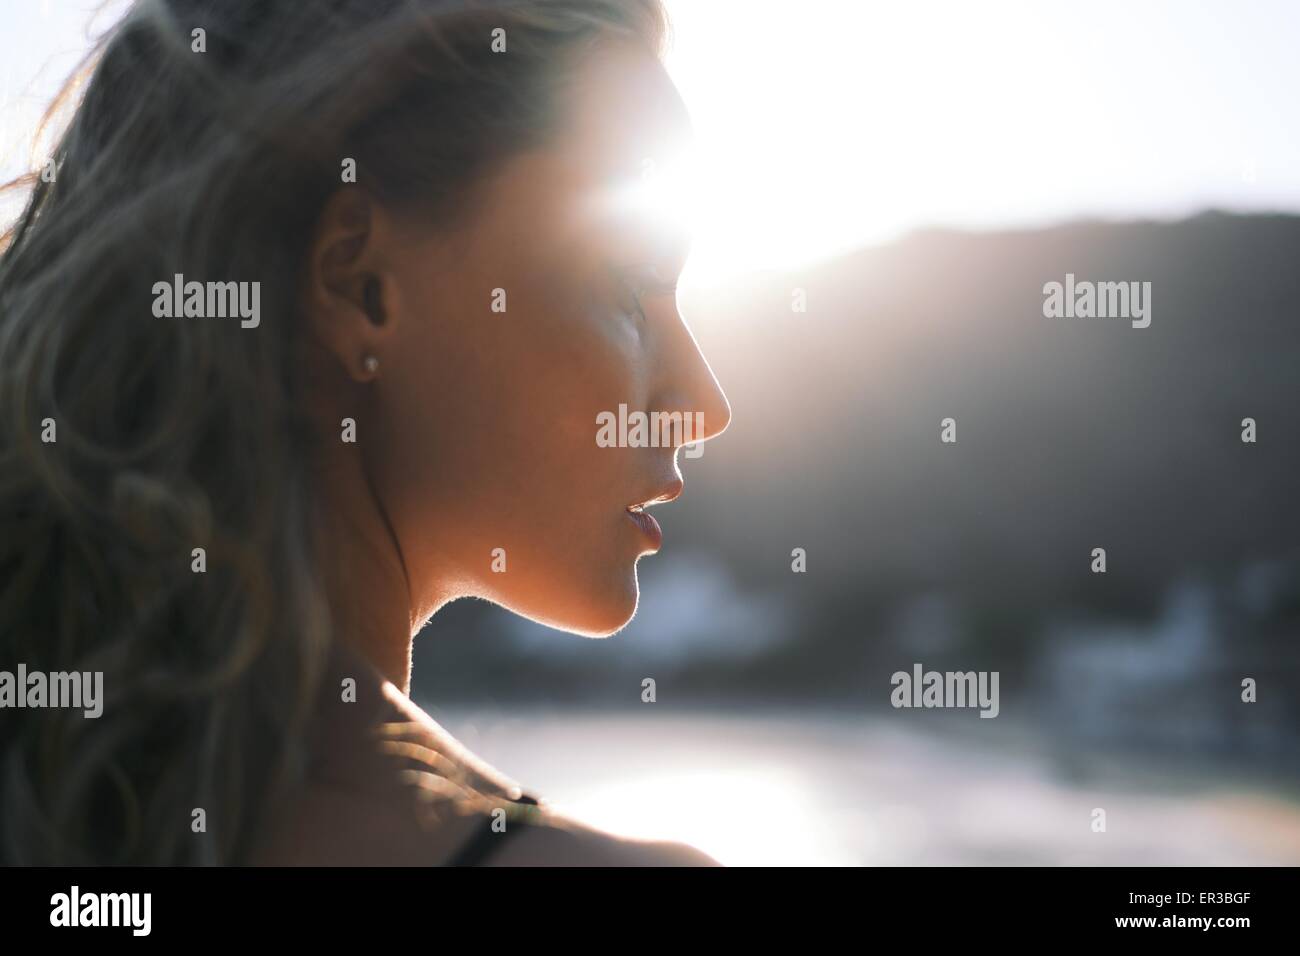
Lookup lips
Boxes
[625,477,683,551]
[625,506,663,549]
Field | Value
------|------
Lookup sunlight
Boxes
[601,147,703,249]
[557,767,860,866]
[661,0,1300,287]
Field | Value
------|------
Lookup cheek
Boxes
[450,287,650,634]
[483,283,648,548]
[376,258,649,595]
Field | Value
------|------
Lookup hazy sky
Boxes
[3,0,1298,281]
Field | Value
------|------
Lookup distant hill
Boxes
[680,210,1300,611]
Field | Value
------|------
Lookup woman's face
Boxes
[340,40,730,636]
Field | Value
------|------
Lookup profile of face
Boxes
[305,38,731,638]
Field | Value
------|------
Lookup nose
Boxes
[651,303,731,448]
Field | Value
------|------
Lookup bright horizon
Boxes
[662,0,1300,283]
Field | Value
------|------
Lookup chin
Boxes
[503,562,642,638]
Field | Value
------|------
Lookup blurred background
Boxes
[4,0,1299,864]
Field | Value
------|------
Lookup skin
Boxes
[289,38,731,864]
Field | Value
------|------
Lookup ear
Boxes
[303,188,399,382]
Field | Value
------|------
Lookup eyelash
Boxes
[614,265,677,320]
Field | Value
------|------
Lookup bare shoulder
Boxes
[252,780,720,866]
[252,669,719,866]
[485,814,723,867]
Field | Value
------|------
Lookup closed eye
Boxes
[613,263,678,320]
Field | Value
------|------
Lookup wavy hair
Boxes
[0,0,667,865]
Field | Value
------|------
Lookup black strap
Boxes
[443,794,540,867]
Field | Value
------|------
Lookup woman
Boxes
[0,0,729,865]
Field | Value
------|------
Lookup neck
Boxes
[313,434,417,694]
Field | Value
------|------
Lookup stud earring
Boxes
[362,354,379,375]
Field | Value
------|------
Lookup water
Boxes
[424,705,1300,866]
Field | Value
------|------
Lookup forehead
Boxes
[557,38,695,179]
[427,40,695,276]
[540,39,696,262]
